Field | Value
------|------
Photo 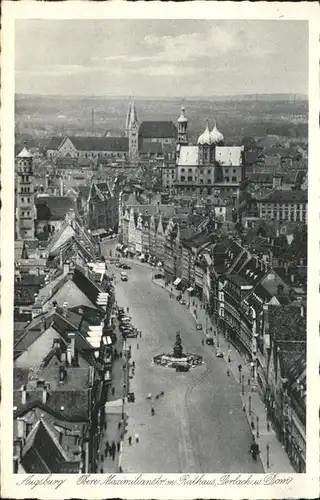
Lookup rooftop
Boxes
[260,190,308,203]
[139,121,177,139]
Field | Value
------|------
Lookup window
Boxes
[181,168,185,172]
[207,179,211,184]
[207,169,211,174]
[187,176,192,182]
[181,176,185,181]
[188,168,192,172]
[224,177,230,182]
[233,168,236,173]
[232,176,237,182]
[225,168,229,173]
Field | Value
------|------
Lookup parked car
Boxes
[128,392,135,403]
[216,348,224,358]
[122,264,131,270]
[196,323,203,330]
[154,273,163,279]
[116,262,123,268]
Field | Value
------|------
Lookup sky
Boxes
[15,19,308,97]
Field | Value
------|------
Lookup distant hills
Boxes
[16,93,307,102]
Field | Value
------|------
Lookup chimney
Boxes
[60,176,64,196]
[20,385,27,405]
[260,260,264,272]
[67,332,76,363]
[59,365,67,382]
[290,274,295,284]
[60,351,67,363]
[16,418,26,439]
[63,262,70,275]
[42,387,48,404]
[276,229,280,237]
[62,302,68,316]
[300,305,304,318]
[44,174,49,191]
[157,201,160,214]
[284,263,289,276]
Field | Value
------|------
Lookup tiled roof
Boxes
[215,146,244,166]
[140,141,163,154]
[183,232,213,249]
[77,185,90,198]
[14,390,90,421]
[139,121,177,139]
[72,267,101,307]
[177,146,199,166]
[69,136,128,152]
[260,190,307,203]
[46,137,65,150]
[36,196,76,221]
[248,173,274,184]
[14,286,37,306]
[268,305,306,342]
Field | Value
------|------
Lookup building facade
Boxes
[15,147,36,240]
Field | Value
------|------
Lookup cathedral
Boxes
[46,98,178,163]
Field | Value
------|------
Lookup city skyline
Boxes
[15,19,308,97]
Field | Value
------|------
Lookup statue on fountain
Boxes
[173,333,183,359]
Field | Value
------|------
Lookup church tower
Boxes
[15,145,35,240]
[177,106,188,145]
[127,97,139,160]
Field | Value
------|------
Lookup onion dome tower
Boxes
[197,120,213,164]
[209,121,224,145]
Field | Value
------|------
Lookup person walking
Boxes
[128,436,132,446]
[135,432,139,443]
[139,332,142,338]
[118,421,122,430]
[117,441,121,452]
[127,307,129,313]
[201,339,204,346]
[137,343,139,350]
[226,368,230,377]
[111,387,115,396]
[251,419,255,430]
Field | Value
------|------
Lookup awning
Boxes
[187,287,194,293]
[173,278,181,287]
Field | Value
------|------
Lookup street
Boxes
[102,246,263,473]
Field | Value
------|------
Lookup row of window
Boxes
[224,177,238,182]
[261,203,307,209]
[20,197,31,203]
[20,187,31,193]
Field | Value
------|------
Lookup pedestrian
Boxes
[114,348,118,358]
[100,453,104,462]
[127,307,129,313]
[228,355,231,363]
[112,450,115,461]
[120,351,122,358]
[132,361,135,368]
[248,377,251,386]
[251,420,255,430]
[201,339,204,346]
[104,422,107,431]
[242,403,246,412]
[119,466,123,473]
[226,369,230,377]
[137,343,139,350]
[128,436,132,446]
[100,467,104,473]
[117,441,121,452]
[118,421,122,430]
[139,332,142,338]
[135,432,139,443]
[111,387,115,396]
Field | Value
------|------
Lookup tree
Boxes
[173,333,183,358]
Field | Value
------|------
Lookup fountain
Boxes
[153,333,203,371]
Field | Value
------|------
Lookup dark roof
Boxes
[72,267,101,307]
[268,305,306,342]
[139,121,177,139]
[46,137,65,150]
[183,232,213,249]
[14,390,90,421]
[140,141,163,154]
[36,196,76,221]
[77,185,90,198]
[69,136,128,152]
[261,190,308,203]
[14,286,37,306]
[248,173,274,184]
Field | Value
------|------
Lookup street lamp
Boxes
[249,395,252,415]
[256,416,260,438]
[241,374,245,396]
